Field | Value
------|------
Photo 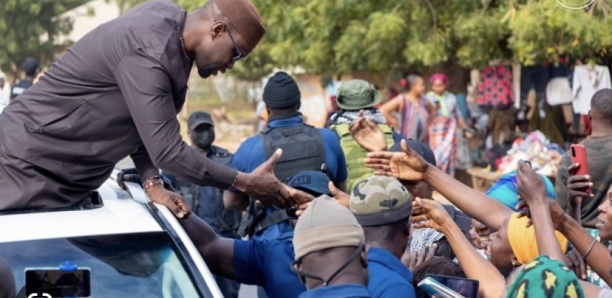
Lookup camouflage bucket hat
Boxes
[350,175,413,226]
[336,79,382,110]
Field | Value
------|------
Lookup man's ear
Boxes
[360,247,368,268]
[211,22,225,39]
[405,219,412,238]
[294,262,307,284]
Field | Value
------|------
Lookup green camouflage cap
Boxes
[350,175,413,226]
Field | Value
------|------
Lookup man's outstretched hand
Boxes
[147,184,190,218]
[234,149,310,209]
[294,182,350,217]
[350,110,387,152]
[364,139,430,181]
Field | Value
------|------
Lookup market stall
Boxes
[467,131,563,192]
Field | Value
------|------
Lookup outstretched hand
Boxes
[516,160,548,208]
[147,185,191,219]
[350,110,387,152]
[402,244,438,271]
[411,198,454,233]
[364,139,430,181]
[294,182,350,217]
[242,149,296,209]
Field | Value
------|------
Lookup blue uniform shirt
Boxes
[230,115,348,240]
[367,247,416,298]
[299,284,371,298]
[233,234,306,298]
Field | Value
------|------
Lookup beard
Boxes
[198,66,214,78]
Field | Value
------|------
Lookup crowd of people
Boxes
[178,69,612,297]
[0,0,611,297]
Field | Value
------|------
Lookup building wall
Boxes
[58,0,121,44]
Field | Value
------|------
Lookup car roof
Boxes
[0,172,163,243]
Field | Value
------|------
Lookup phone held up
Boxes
[570,144,591,195]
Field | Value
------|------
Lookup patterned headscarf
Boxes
[487,171,556,211]
[506,255,584,298]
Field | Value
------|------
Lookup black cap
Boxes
[287,170,332,197]
[22,57,39,76]
[187,111,214,130]
[263,72,301,109]
[389,139,437,167]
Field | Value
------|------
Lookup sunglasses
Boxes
[225,24,245,63]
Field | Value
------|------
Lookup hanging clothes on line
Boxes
[572,64,611,115]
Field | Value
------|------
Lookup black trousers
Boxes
[519,64,549,111]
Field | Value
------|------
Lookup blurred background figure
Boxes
[380,74,434,144]
[10,57,39,101]
[426,73,472,176]
[0,71,6,114]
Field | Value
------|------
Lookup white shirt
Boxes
[572,65,612,115]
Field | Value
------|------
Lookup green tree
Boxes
[0,0,91,81]
[105,0,612,81]
[252,0,611,78]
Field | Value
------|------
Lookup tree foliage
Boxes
[20,0,610,82]
[243,0,612,79]
[0,0,90,80]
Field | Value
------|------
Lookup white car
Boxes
[0,170,222,298]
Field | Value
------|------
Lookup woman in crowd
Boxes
[411,162,606,297]
[380,75,434,144]
[364,141,608,297]
[425,73,471,176]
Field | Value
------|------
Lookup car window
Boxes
[1,232,204,298]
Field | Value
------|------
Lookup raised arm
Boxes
[560,213,612,286]
[223,190,250,211]
[516,161,565,261]
[424,166,513,229]
[412,198,505,298]
[365,140,513,230]
[519,168,612,286]
[115,52,305,209]
[115,52,238,189]
[179,215,236,279]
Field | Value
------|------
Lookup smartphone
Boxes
[570,144,591,194]
[418,277,464,298]
[427,274,479,298]
[25,268,91,297]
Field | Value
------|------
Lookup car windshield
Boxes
[1,232,203,298]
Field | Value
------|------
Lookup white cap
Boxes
[0,71,5,80]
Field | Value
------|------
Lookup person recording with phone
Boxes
[555,89,612,231]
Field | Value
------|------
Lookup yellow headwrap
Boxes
[507,213,569,264]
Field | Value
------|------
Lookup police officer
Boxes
[9,57,38,100]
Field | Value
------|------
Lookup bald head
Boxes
[591,88,612,125]
[201,0,266,53]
